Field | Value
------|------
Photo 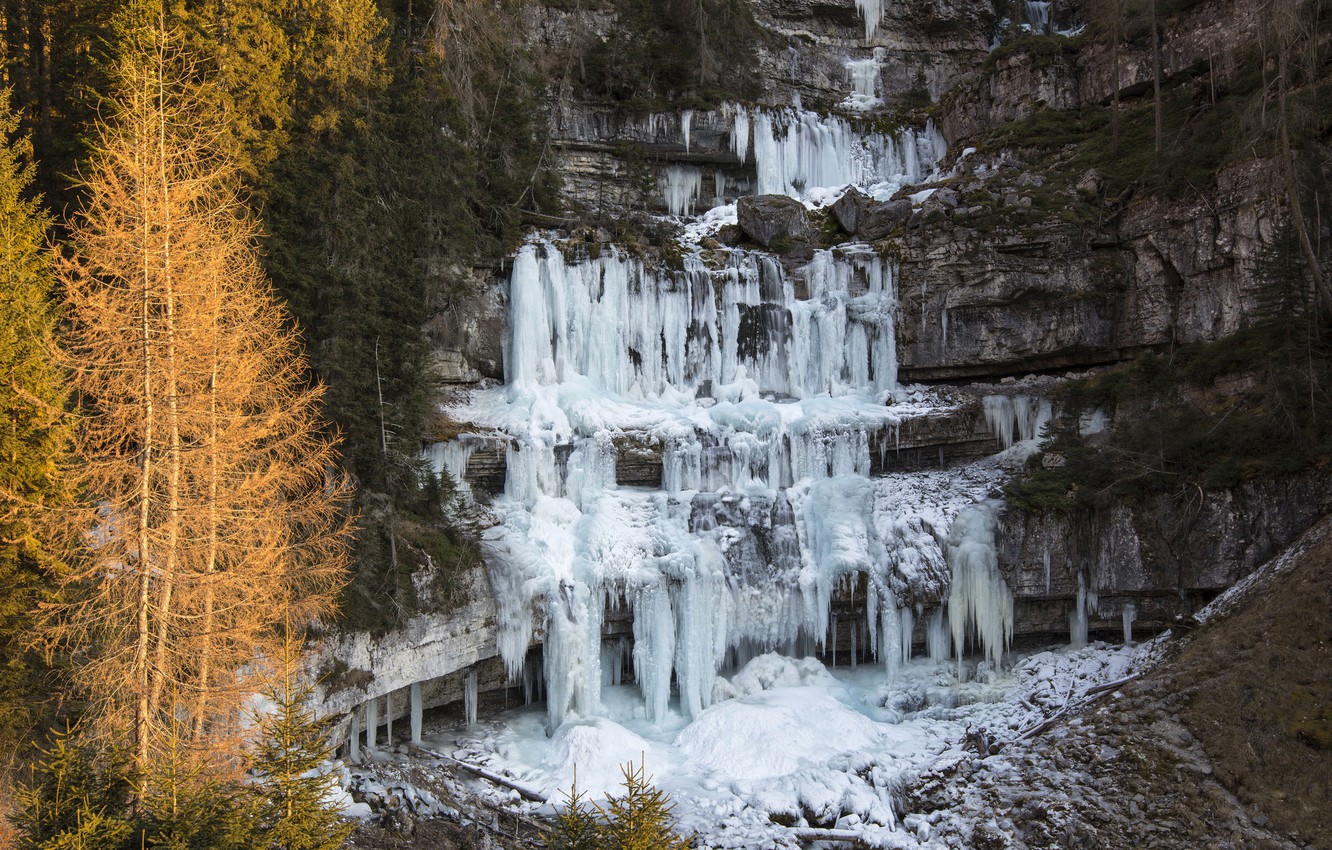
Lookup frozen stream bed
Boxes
[348,639,1158,849]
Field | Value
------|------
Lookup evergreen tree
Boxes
[0,96,68,760]
[251,622,354,850]
[12,729,137,849]
[262,0,558,631]
[545,761,692,850]
[547,774,602,850]
[596,762,692,850]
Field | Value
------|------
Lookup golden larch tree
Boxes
[50,8,351,796]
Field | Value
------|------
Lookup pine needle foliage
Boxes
[250,626,355,850]
[546,761,693,850]
[14,726,262,850]
[0,94,69,759]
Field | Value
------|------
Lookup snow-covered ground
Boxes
[354,639,1158,848]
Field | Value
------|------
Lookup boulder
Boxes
[857,198,914,240]
[832,188,913,241]
[831,186,871,234]
[737,194,811,248]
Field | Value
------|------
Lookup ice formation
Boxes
[982,394,1053,450]
[433,101,1018,736]
[750,109,945,201]
[855,0,886,41]
[640,105,945,212]
[844,49,885,110]
[944,501,1014,673]
[1022,0,1051,33]
[660,165,703,217]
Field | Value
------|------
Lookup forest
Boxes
[0,0,563,845]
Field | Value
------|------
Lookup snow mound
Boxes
[711,653,837,703]
[675,688,884,780]
[542,716,676,797]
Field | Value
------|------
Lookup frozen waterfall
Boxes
[430,97,1020,734]
[439,238,1016,731]
[749,109,946,202]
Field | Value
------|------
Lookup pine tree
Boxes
[47,7,351,801]
[251,620,355,850]
[544,761,693,850]
[546,772,603,850]
[12,729,137,849]
[596,761,692,850]
[0,96,69,762]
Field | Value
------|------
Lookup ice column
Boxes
[844,49,885,109]
[730,104,751,164]
[945,501,1014,672]
[1069,574,1089,648]
[660,165,704,216]
[410,682,423,744]
[982,395,1053,450]
[464,670,479,726]
[855,0,885,40]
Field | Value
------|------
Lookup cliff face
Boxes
[893,156,1287,380]
[998,471,1332,641]
[336,0,1328,725]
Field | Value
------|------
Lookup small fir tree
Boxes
[545,761,692,850]
[596,761,692,850]
[13,729,137,850]
[547,770,603,850]
[251,623,354,850]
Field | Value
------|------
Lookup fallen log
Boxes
[411,745,548,803]
[792,827,874,846]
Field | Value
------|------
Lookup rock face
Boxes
[379,0,1329,728]
[316,565,501,742]
[997,471,1332,641]
[737,194,812,247]
[892,155,1288,381]
[832,188,912,240]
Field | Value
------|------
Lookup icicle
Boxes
[660,165,703,217]
[681,109,693,152]
[899,606,914,665]
[881,601,902,681]
[946,501,1014,674]
[926,607,950,662]
[730,103,750,164]
[983,395,1054,450]
[751,109,944,201]
[464,670,479,726]
[633,580,676,725]
[854,0,885,40]
[1069,574,1089,649]
[1122,601,1137,645]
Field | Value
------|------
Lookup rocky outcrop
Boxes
[832,188,912,240]
[893,154,1288,380]
[316,565,501,739]
[997,470,1332,642]
[738,194,812,247]
[424,266,506,383]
